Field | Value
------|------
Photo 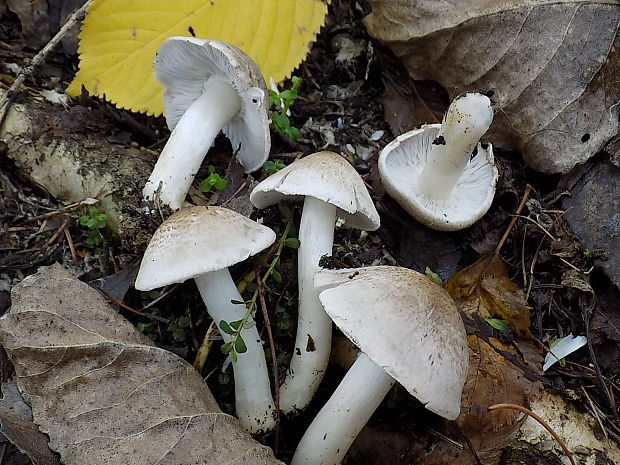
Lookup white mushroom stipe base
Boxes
[379,92,497,231]
[291,353,394,465]
[195,269,275,433]
[143,78,241,210]
[290,266,468,465]
[250,151,380,414]
[278,197,337,413]
[134,206,276,434]
[143,37,270,210]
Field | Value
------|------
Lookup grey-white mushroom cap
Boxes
[135,206,276,290]
[154,37,270,172]
[379,124,497,231]
[314,266,468,420]
[250,151,380,231]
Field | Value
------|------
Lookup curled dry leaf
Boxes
[364,0,620,174]
[445,255,531,337]
[0,264,282,465]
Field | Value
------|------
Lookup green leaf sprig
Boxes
[219,211,298,362]
[269,76,302,142]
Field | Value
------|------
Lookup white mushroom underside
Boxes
[379,125,497,230]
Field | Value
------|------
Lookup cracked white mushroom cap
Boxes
[379,93,497,231]
[154,37,270,172]
[250,151,380,230]
[315,266,469,419]
[135,206,276,290]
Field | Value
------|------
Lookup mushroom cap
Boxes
[154,37,270,172]
[250,151,380,231]
[378,124,498,231]
[135,206,275,290]
[314,266,468,420]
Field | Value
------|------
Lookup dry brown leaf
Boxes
[0,379,61,465]
[417,336,541,465]
[364,0,620,174]
[419,256,542,465]
[0,264,282,465]
[444,255,531,336]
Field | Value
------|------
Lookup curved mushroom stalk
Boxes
[279,197,337,413]
[291,353,395,465]
[143,77,241,210]
[416,92,494,200]
[195,268,276,434]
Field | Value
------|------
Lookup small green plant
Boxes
[424,266,443,286]
[218,212,298,362]
[198,165,228,193]
[168,314,192,342]
[485,317,508,331]
[78,206,108,246]
[262,159,287,174]
[269,76,302,142]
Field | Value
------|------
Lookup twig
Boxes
[46,219,69,246]
[477,184,532,282]
[492,184,533,259]
[488,403,576,465]
[63,226,78,263]
[581,386,609,441]
[140,284,179,310]
[582,298,620,425]
[193,320,217,373]
[255,263,280,453]
[96,286,170,323]
[426,427,463,450]
[0,0,94,122]
[24,198,99,223]
[511,214,557,241]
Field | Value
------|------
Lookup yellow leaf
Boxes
[66,0,329,116]
[444,255,531,336]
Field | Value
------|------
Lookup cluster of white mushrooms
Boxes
[134,36,498,464]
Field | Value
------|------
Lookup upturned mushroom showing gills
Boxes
[379,92,497,231]
[291,266,469,465]
[134,206,276,434]
[250,151,380,414]
[143,37,270,210]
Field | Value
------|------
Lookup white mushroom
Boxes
[143,37,270,210]
[291,266,469,465]
[379,92,497,231]
[134,206,276,434]
[250,151,380,414]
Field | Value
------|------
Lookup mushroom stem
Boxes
[143,77,242,210]
[279,196,337,414]
[291,352,395,465]
[417,93,493,199]
[194,268,276,434]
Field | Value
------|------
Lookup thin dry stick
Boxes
[96,286,170,324]
[46,219,69,246]
[63,226,78,263]
[0,0,93,115]
[255,263,280,453]
[492,184,533,259]
[25,198,98,223]
[488,403,576,465]
[476,184,532,283]
[193,320,217,372]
